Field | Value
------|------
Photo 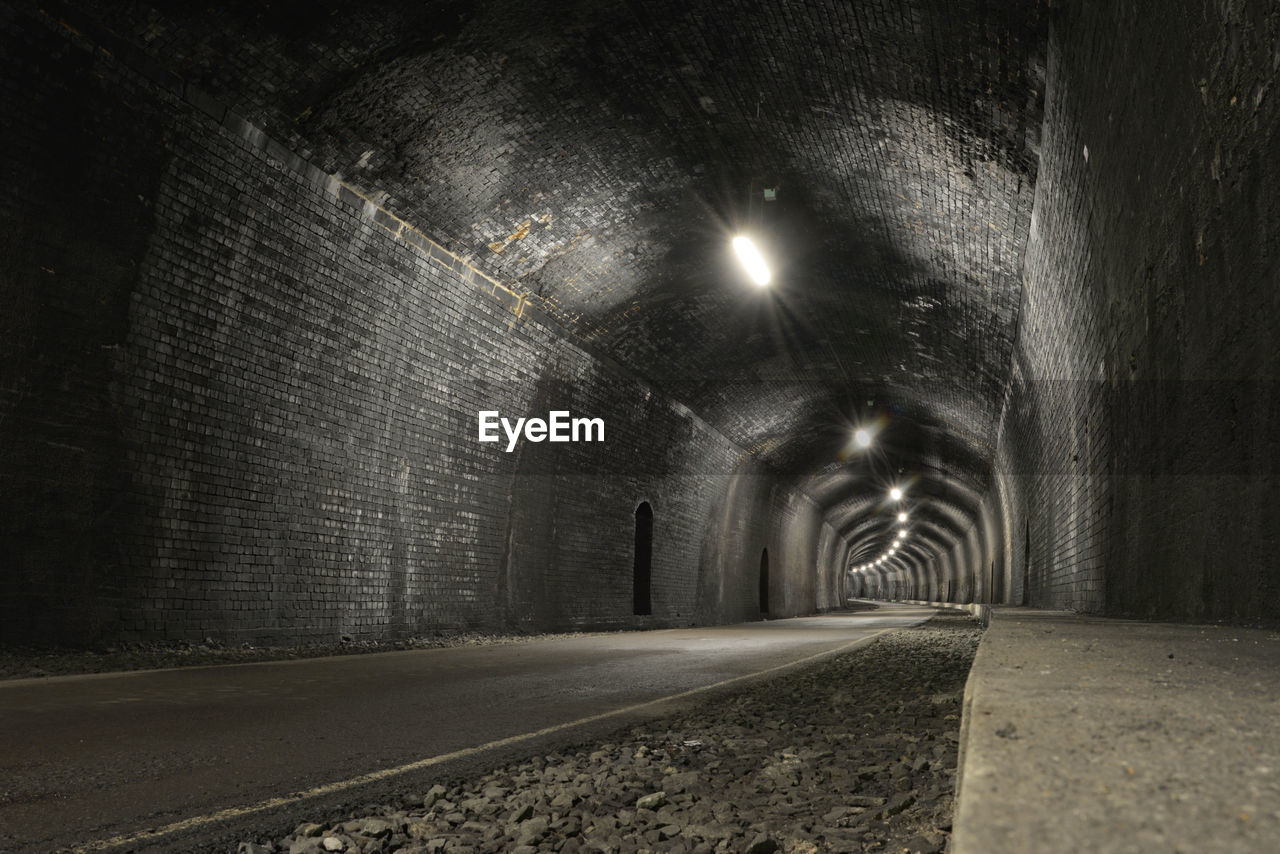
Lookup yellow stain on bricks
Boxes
[328,177,533,323]
[488,220,533,254]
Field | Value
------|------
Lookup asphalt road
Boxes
[0,603,935,853]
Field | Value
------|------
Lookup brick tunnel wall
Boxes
[989,0,1280,624]
[0,7,841,647]
[855,1,1280,625]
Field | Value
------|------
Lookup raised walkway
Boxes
[951,607,1280,853]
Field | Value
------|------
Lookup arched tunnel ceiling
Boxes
[70,0,1048,559]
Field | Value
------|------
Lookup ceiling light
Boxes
[898,528,907,537]
[897,512,908,522]
[854,427,873,448]
[732,235,771,286]
[889,487,903,501]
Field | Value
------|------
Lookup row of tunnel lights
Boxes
[853,428,915,574]
[734,237,918,576]
[852,491,911,574]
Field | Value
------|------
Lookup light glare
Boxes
[854,428,872,448]
[897,512,908,522]
[732,235,772,286]
[889,487,903,501]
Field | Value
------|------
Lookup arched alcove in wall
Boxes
[633,502,653,616]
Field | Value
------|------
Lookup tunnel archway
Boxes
[759,548,770,617]
[5,0,1277,647]
[633,502,653,616]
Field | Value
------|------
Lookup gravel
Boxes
[236,612,983,854]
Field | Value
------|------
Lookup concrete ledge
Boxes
[953,608,1280,853]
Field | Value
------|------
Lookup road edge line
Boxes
[70,624,908,853]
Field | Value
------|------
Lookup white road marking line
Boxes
[70,626,902,852]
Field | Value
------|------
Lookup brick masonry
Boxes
[853,2,1280,624]
[0,6,844,646]
[42,0,1049,577]
[990,1,1280,623]
[5,0,1277,638]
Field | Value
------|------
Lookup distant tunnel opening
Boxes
[759,548,770,617]
[633,502,653,616]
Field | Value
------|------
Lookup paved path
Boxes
[0,604,935,853]
[953,608,1280,853]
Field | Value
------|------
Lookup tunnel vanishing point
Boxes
[2,0,1279,650]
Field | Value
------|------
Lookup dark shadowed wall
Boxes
[950,1,1280,624]
[851,1,1280,627]
[0,7,835,646]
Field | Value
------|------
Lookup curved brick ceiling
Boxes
[70,0,1047,562]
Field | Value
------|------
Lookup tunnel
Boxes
[1,1,1278,852]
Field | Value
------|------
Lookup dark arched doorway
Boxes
[759,547,770,616]
[633,502,653,616]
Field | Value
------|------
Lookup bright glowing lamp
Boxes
[897,512,908,522]
[889,487,903,501]
[732,235,771,286]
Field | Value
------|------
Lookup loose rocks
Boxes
[239,613,981,853]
